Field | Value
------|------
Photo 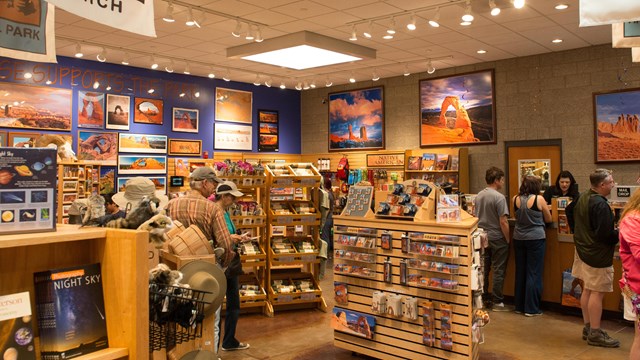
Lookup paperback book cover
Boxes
[334,282,348,306]
[34,263,108,360]
[0,291,36,360]
[421,154,435,171]
[449,155,459,171]
[407,156,422,170]
[435,154,450,171]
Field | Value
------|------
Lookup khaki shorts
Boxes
[571,251,613,292]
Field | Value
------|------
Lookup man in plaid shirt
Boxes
[166,166,235,268]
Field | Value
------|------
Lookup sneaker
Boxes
[492,302,510,312]
[587,328,620,348]
[221,342,250,351]
[524,312,543,317]
[514,309,523,314]
[582,324,590,340]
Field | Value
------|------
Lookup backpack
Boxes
[337,157,349,181]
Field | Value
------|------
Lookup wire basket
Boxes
[149,283,212,351]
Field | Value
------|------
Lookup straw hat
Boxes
[112,177,169,212]
[179,260,227,316]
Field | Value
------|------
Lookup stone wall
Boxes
[300,44,640,193]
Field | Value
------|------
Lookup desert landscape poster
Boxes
[258,110,279,152]
[419,70,495,147]
[594,88,640,162]
[77,131,118,165]
[215,87,252,124]
[328,86,384,151]
[118,155,167,175]
[0,83,72,131]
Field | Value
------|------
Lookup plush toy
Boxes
[149,263,184,287]
[35,134,77,162]
[82,193,105,225]
[138,211,174,248]
[106,196,160,229]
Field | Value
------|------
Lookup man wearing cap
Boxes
[165,167,235,268]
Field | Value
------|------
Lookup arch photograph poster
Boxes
[419,70,496,147]
[328,86,384,152]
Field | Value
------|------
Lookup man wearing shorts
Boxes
[570,168,619,347]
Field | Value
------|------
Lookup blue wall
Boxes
[0,56,301,154]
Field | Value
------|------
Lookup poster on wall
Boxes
[419,70,496,147]
[328,86,384,152]
[258,110,279,152]
[593,88,640,162]
[172,108,199,133]
[77,91,105,129]
[215,88,253,124]
[174,158,190,177]
[7,132,40,148]
[0,83,72,131]
[168,139,202,157]
[105,94,130,131]
[118,133,167,154]
[77,131,118,165]
[0,1,56,63]
[117,155,167,175]
[99,167,115,194]
[117,176,166,193]
[133,97,163,125]
[0,147,57,235]
[214,122,252,151]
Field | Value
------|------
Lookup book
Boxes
[407,156,421,170]
[421,153,435,171]
[435,154,450,170]
[34,263,109,360]
[449,155,459,170]
[334,282,348,306]
[0,291,36,360]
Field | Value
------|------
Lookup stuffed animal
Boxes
[138,211,174,248]
[35,134,77,162]
[82,193,105,225]
[106,196,160,229]
[149,263,184,287]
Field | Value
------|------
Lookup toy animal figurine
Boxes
[35,134,77,162]
[106,196,160,229]
[138,212,174,248]
[149,263,184,287]
[82,193,105,225]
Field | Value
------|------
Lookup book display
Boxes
[551,197,573,243]
[56,161,102,224]
[0,291,36,360]
[332,215,482,360]
[265,163,327,313]
[404,148,469,193]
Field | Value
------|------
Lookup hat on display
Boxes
[215,181,244,197]
[179,260,227,316]
[190,166,222,183]
[112,177,169,212]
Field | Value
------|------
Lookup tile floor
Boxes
[219,264,634,360]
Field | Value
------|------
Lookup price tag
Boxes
[278,295,293,302]
[301,293,316,301]
[300,178,316,187]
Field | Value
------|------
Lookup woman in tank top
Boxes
[512,175,552,316]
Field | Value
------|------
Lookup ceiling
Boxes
[52,0,612,88]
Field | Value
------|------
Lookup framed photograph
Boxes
[258,110,279,152]
[133,97,163,125]
[118,155,167,175]
[172,107,199,133]
[62,205,71,216]
[100,167,116,194]
[593,88,640,162]
[215,87,253,124]
[168,139,202,156]
[329,86,384,152]
[118,133,167,154]
[8,132,40,147]
[214,122,252,151]
[62,193,77,204]
[0,83,72,131]
[77,131,118,165]
[174,158,190,177]
[331,307,375,339]
[0,131,6,146]
[62,180,78,192]
[118,176,166,193]
[77,91,105,129]
[419,69,496,147]
[106,94,130,130]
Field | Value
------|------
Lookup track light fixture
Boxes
[148,88,155,94]
[462,1,474,22]
[105,85,111,91]
[489,0,501,16]
[310,80,316,89]
[363,21,373,38]
[74,43,83,58]
[295,82,302,91]
[208,67,215,78]
[427,60,436,74]
[387,17,396,35]
[232,20,242,37]
[429,8,441,27]
[279,81,286,89]
[96,47,107,62]
[93,81,100,89]
[403,64,410,76]
[303,81,310,90]
[245,25,254,41]
[163,1,175,22]
[183,62,191,75]
[349,25,358,41]
[255,26,264,42]
[121,52,130,65]
[150,55,158,70]
[349,72,356,83]
[195,91,200,98]
[325,78,333,87]
[513,0,525,9]
[223,69,231,81]
[186,7,196,26]
[165,60,174,73]
[407,13,417,30]
[265,77,273,87]
[253,74,261,86]
[372,69,380,81]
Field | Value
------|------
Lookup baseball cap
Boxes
[216,181,244,197]
[190,166,222,183]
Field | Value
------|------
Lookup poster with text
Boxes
[258,110,279,152]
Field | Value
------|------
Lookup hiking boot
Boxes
[582,324,590,340]
[587,328,620,348]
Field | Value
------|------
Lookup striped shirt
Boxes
[166,191,235,267]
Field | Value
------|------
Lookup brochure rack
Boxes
[332,215,480,360]
[56,161,102,224]
[404,148,469,193]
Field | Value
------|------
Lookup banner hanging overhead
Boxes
[633,48,640,63]
[46,0,156,37]
[612,22,640,48]
[0,1,56,63]
[580,0,640,27]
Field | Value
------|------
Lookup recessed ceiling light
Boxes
[554,4,568,10]
[460,21,472,26]
[477,49,487,54]
[552,38,563,43]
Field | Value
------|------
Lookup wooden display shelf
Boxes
[269,247,319,265]
[74,347,129,360]
[240,243,267,268]
[230,215,267,227]
[268,272,323,306]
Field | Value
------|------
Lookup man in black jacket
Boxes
[569,168,619,348]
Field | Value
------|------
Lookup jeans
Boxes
[514,239,546,314]
[220,274,240,349]
[483,237,510,303]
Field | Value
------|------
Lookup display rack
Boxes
[265,163,327,314]
[332,215,480,360]
[0,225,148,359]
[551,197,573,242]
[56,161,102,224]
[404,148,469,193]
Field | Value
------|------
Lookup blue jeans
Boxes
[483,237,509,303]
[220,274,241,349]
[514,239,546,314]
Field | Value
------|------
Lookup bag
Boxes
[336,157,349,181]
